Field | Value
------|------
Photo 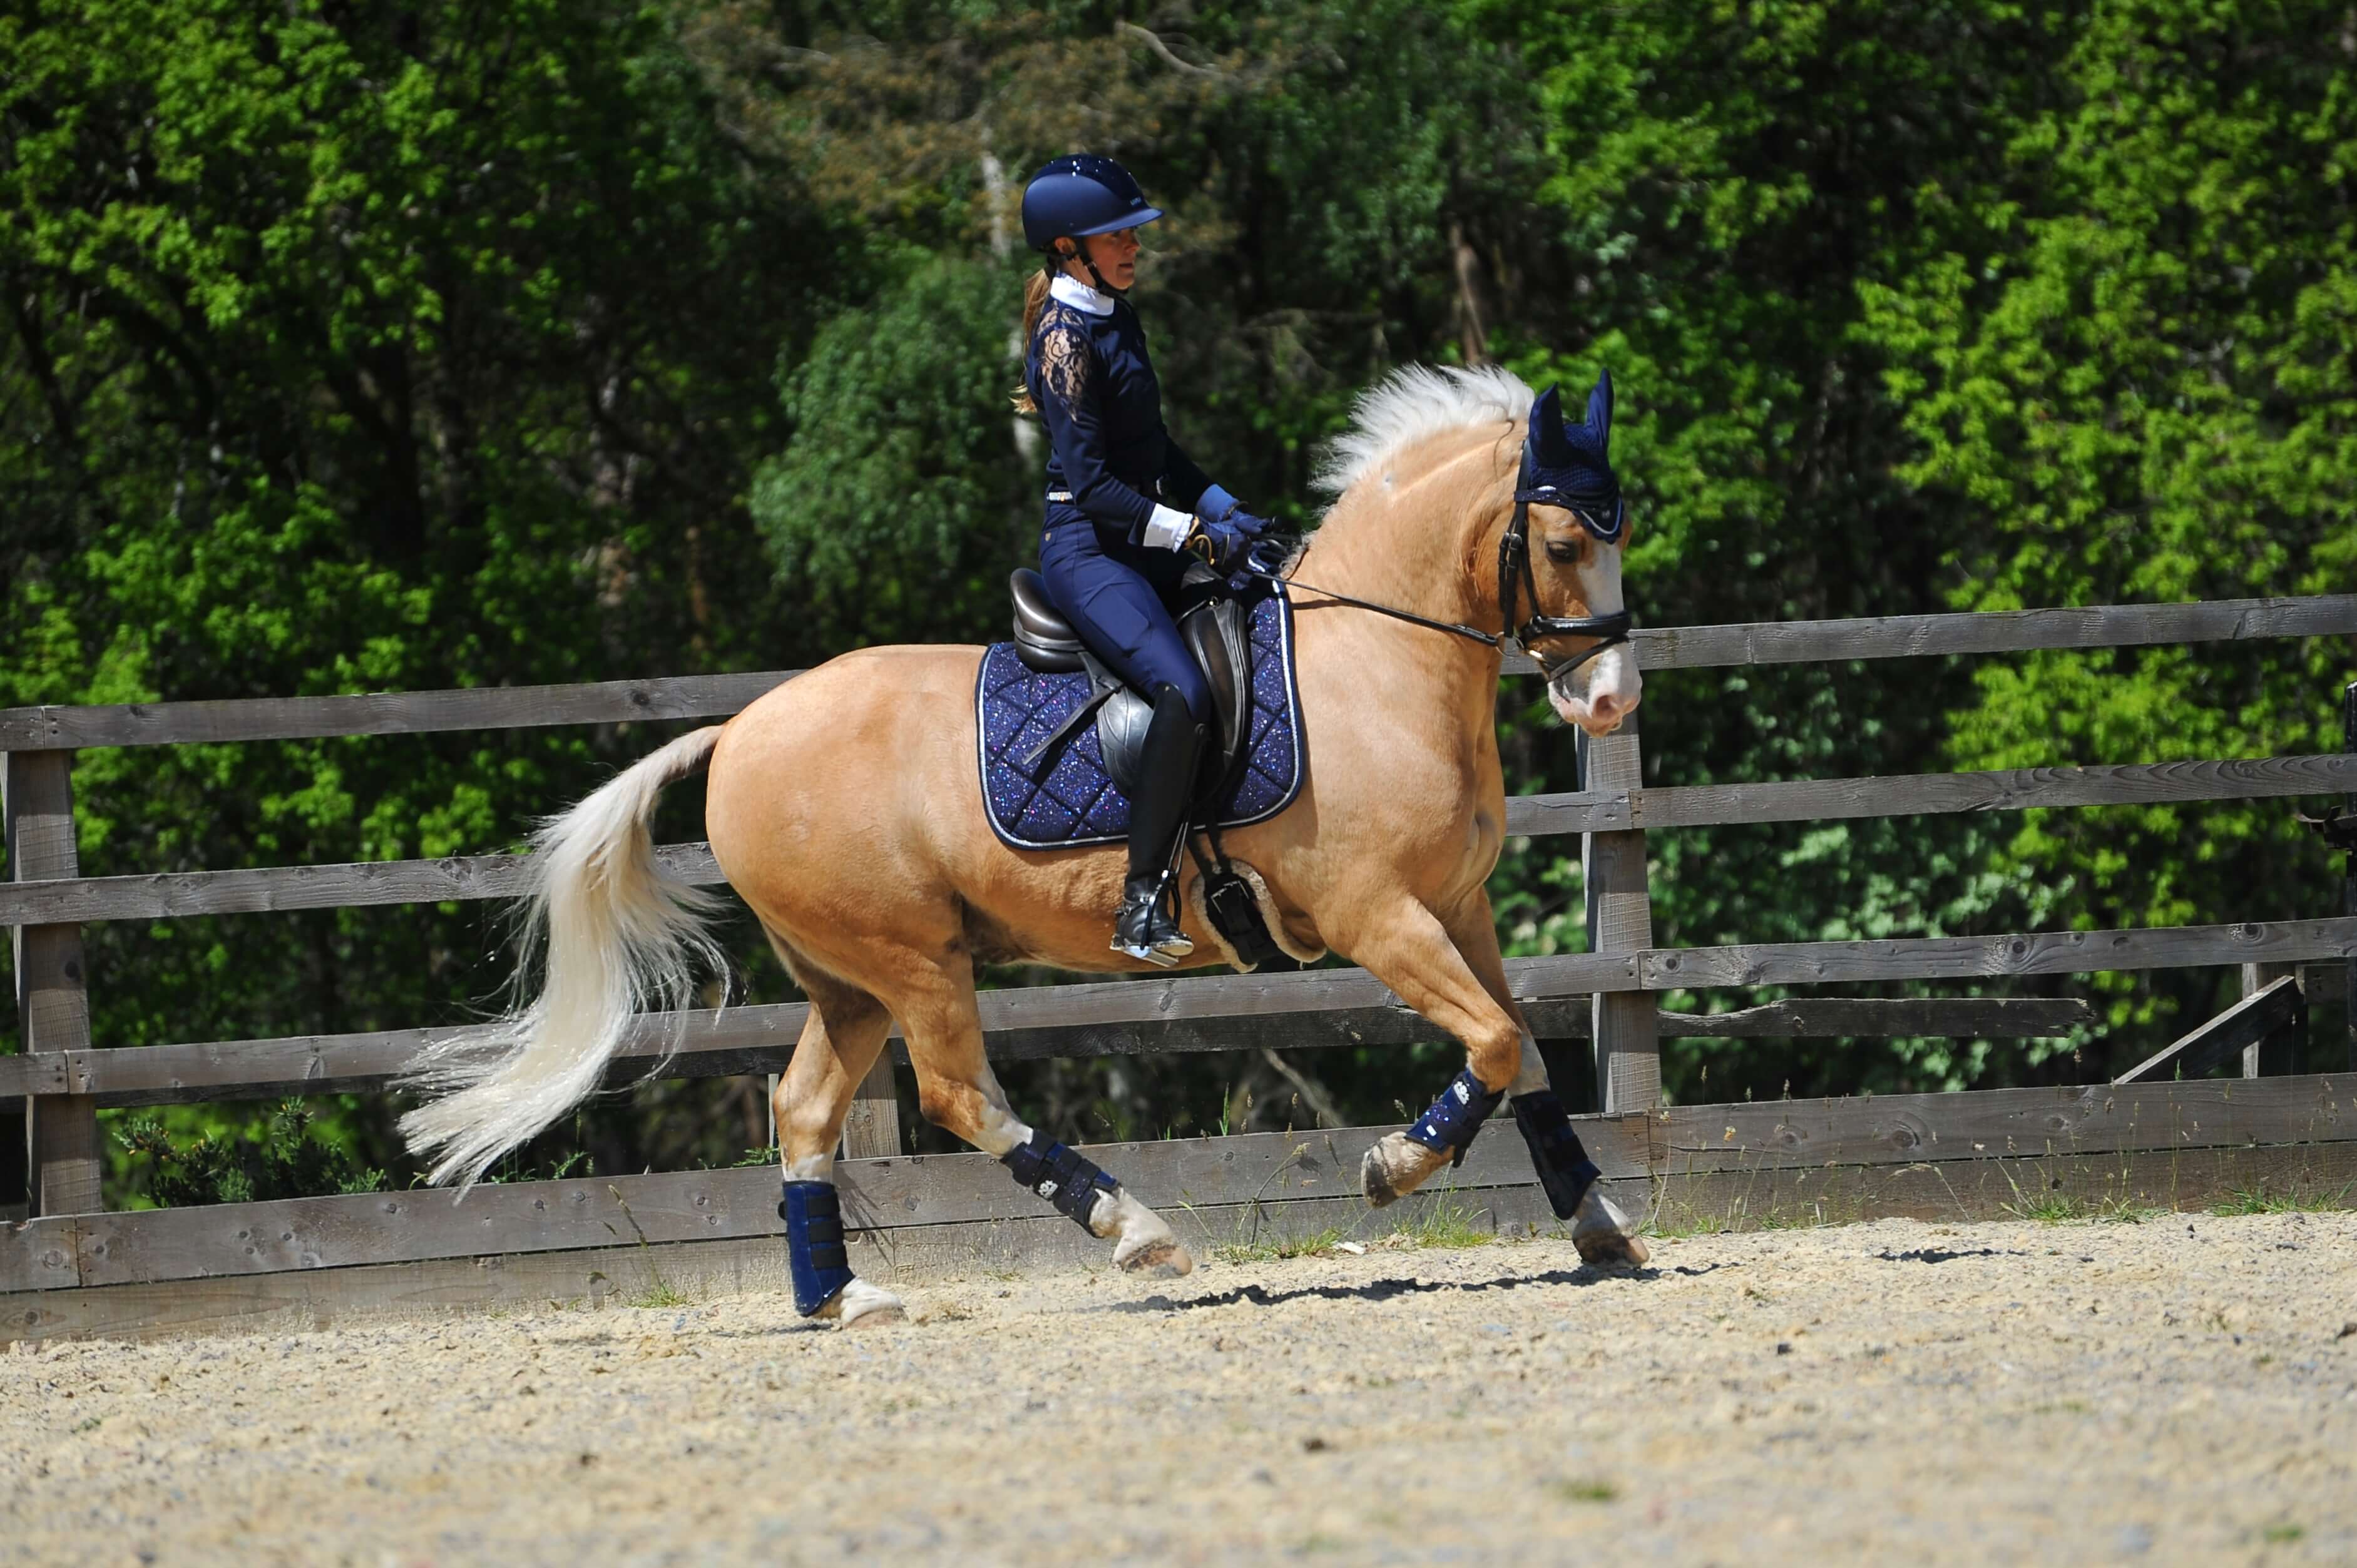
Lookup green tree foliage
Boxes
[1,0,815,1191]
[752,255,1031,644]
[118,1100,384,1208]
[1861,0,2357,1036]
[1484,0,2087,1094]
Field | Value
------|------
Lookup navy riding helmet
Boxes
[1021,154,1163,262]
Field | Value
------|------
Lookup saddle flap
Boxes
[1180,597,1253,770]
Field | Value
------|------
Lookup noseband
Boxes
[1255,447,1634,681]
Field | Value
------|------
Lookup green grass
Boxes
[2003,1192,2163,1224]
[1213,1223,1353,1265]
[2262,1524,2304,1545]
[1391,1188,1495,1250]
[627,1278,692,1310]
[1647,1198,1836,1238]
[2212,1180,2356,1216]
[1549,1479,1619,1504]
[2000,1167,2162,1225]
[1207,1184,1502,1263]
[1647,1211,1738,1240]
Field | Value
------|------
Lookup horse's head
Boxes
[1515,372,1641,736]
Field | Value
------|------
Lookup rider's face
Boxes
[1065,228,1140,291]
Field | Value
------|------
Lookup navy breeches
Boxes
[1040,521,1214,724]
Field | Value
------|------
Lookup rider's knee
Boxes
[1157,673,1213,727]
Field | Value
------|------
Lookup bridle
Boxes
[1496,465,1634,681]
[1249,443,1635,682]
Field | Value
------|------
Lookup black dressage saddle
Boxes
[1007,566,1252,798]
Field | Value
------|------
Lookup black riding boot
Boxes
[1113,685,1205,965]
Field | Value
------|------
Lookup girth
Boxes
[1006,567,1249,800]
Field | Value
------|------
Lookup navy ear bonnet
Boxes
[1519,371,1624,543]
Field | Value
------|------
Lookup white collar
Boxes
[1048,272,1115,317]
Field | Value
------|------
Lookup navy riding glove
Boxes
[1197,486,1272,540]
[1185,516,1255,573]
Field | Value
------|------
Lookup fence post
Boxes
[837,1054,904,1159]
[4,750,102,1216]
[2343,680,2356,1072]
[2239,962,2303,1078]
[1580,719,1660,1112]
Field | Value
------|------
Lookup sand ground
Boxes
[3,1211,2353,1566]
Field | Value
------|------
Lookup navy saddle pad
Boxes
[976,584,1306,851]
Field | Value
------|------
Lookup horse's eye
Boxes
[1543,539,1581,564]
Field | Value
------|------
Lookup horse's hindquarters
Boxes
[705,643,1149,981]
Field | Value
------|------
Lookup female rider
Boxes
[1016,155,1270,967]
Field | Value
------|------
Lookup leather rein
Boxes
[1250,452,1634,681]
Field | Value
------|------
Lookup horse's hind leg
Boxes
[891,951,1194,1278]
[767,944,906,1327]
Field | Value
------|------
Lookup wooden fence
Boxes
[4,593,2356,1340]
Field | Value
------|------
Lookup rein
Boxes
[1250,451,1635,682]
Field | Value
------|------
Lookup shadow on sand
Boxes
[1099,1260,1729,1315]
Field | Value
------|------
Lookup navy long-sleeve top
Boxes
[1025,278,1217,549]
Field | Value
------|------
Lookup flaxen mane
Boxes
[1312,365,1535,497]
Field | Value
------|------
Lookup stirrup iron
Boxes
[1112,868,1192,966]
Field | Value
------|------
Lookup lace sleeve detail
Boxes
[1038,318,1092,407]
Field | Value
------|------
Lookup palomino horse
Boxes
[401,365,1649,1325]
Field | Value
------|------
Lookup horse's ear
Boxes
[1586,368,1614,451]
[1529,384,1572,464]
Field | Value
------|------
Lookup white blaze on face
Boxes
[1550,541,1642,735]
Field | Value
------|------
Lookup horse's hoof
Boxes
[1361,1132,1450,1209]
[1117,1235,1195,1277]
[1570,1186,1651,1268]
[815,1277,906,1327]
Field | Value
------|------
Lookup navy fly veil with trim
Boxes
[975,584,1306,850]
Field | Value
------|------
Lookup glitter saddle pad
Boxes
[974,584,1306,850]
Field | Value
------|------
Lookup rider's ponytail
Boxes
[1010,268,1053,415]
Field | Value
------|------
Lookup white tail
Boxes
[399,725,730,1190]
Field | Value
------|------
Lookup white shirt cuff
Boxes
[1143,504,1195,551]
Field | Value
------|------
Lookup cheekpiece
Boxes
[1518,372,1625,544]
[1404,1066,1505,1166]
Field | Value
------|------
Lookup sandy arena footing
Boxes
[2,1212,2352,1565]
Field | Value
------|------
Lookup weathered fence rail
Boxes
[0,996,2094,1108]
[5,1072,2349,1341]
[0,921,2337,1113]
[4,590,2353,1337]
[6,756,2353,929]
[5,593,2349,753]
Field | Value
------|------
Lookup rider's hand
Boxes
[1197,486,1271,539]
[1185,516,1254,573]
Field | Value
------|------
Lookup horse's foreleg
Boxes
[1335,899,1529,1209]
[769,960,906,1326]
[1438,900,1650,1268]
[894,958,1194,1278]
